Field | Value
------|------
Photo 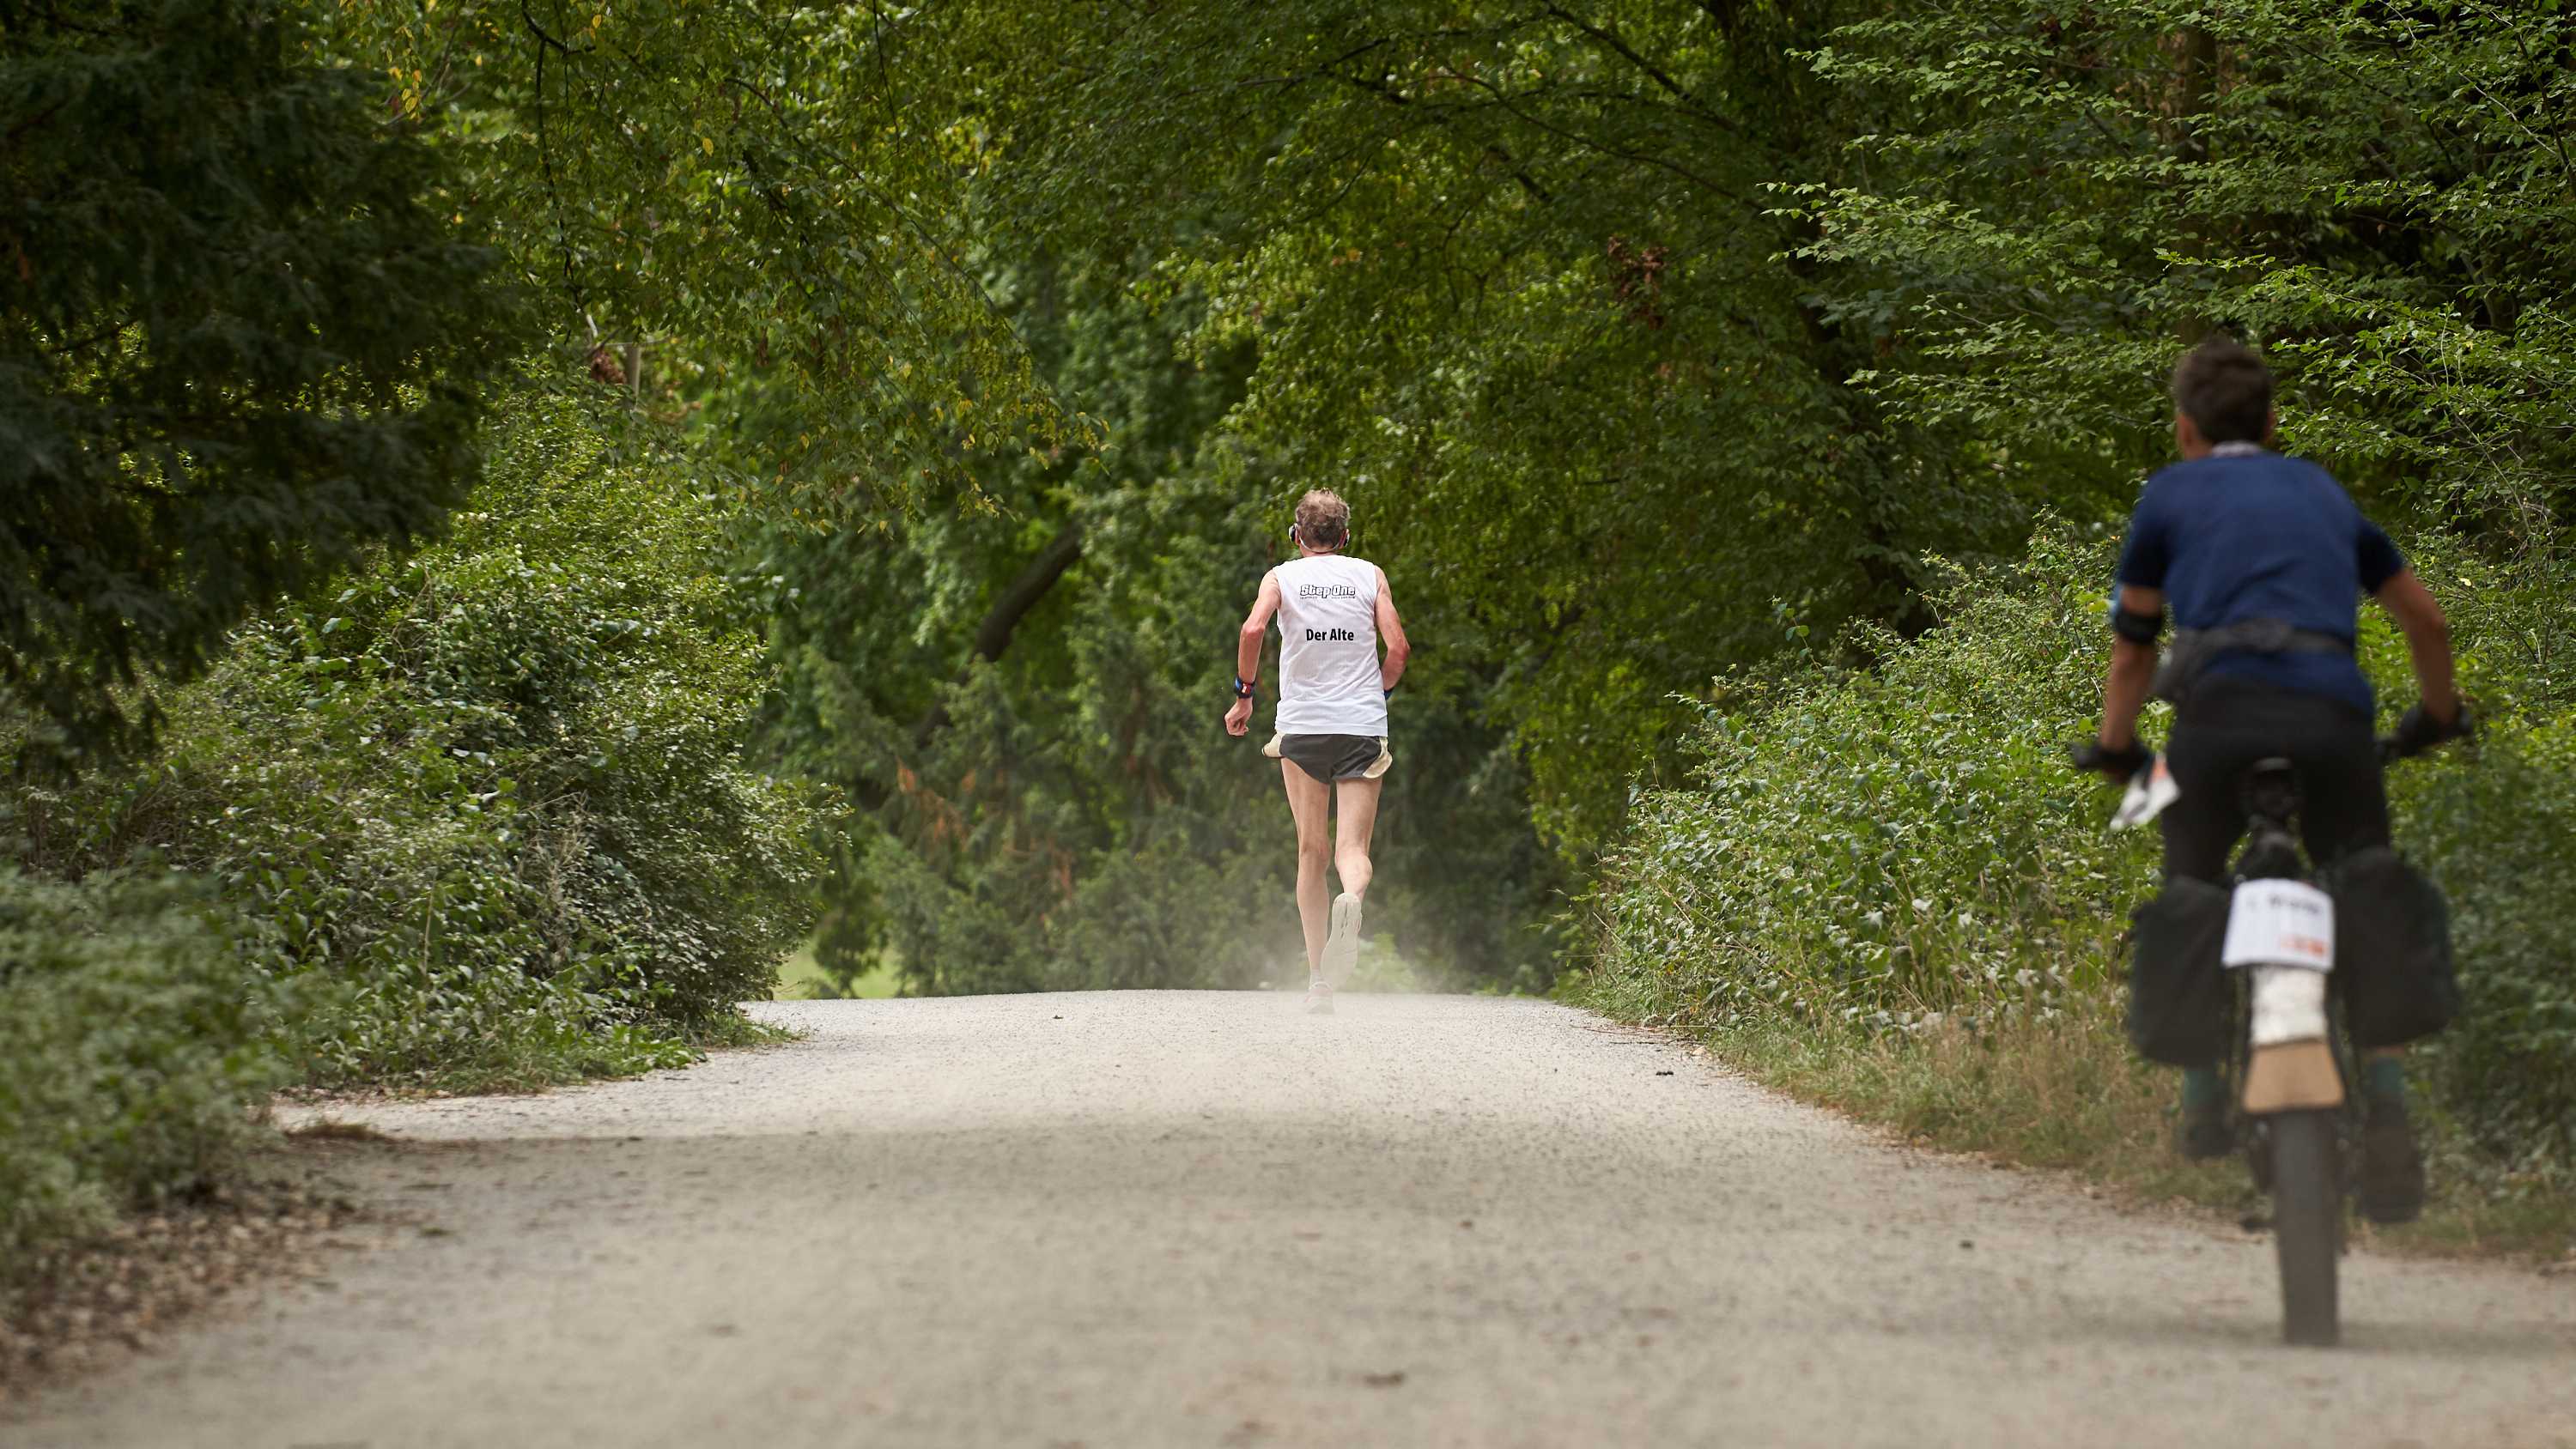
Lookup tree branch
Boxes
[522,1,586,308]
[1443,70,1747,206]
[1338,74,1556,205]
[908,523,1085,748]
[973,524,1084,664]
[1540,4,1741,136]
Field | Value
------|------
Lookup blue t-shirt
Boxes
[2113,448,2405,716]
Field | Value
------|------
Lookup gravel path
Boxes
[11,992,2574,1447]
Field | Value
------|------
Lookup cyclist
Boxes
[1223,489,1410,1015]
[2084,336,2467,1222]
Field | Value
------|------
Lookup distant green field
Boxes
[772,941,902,1000]
[771,933,1429,999]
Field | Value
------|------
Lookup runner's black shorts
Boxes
[1268,733,1392,782]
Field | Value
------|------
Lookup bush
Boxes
[2397,726,2576,1169]
[0,869,283,1281]
[1591,524,2148,1034]
[867,822,1279,996]
[9,394,828,1089]
[1590,519,2576,1182]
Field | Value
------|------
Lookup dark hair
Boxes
[2170,336,2274,445]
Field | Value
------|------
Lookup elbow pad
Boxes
[2111,606,2165,646]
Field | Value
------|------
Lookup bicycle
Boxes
[2074,718,2462,1347]
[2226,755,2350,1347]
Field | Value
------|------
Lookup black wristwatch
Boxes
[1231,676,1256,700]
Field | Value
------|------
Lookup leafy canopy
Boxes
[2,0,513,765]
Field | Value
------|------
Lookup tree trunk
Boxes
[972,524,1083,664]
[2169,26,2221,343]
[907,523,1086,749]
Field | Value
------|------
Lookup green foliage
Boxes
[2380,537,2576,1168]
[317,0,1070,519]
[1592,524,2149,1034]
[1591,521,2576,1179]
[0,868,284,1281]
[767,255,1563,996]
[2404,731,2576,1169]
[940,1,2031,854]
[897,0,2576,866]
[1794,0,2576,540]
[10,393,827,1088]
[1,0,512,765]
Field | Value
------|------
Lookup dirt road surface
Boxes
[11,993,2573,1447]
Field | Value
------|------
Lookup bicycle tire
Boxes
[2270,1108,2342,1346]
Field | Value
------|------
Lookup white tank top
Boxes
[1273,554,1388,736]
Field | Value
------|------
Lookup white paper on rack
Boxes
[2222,877,2336,972]
[2109,752,2181,830]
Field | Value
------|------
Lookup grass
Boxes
[772,940,901,1000]
[1567,974,2576,1264]
[690,1011,799,1048]
[769,934,1431,999]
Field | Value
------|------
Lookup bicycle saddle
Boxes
[2239,757,2304,851]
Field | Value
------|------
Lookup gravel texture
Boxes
[9,991,2573,1447]
[0,1144,383,1399]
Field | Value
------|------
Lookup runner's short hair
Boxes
[1294,488,1350,549]
[2171,336,2274,445]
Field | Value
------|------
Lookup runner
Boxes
[1223,489,1410,1014]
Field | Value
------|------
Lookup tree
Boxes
[2,0,514,766]
[316,0,1073,523]
[1791,0,2576,545]
[903,2,2044,854]
[758,251,1565,993]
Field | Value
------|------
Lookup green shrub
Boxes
[0,869,283,1280]
[1592,524,2152,1034]
[867,825,1279,996]
[2397,724,2576,1169]
[9,395,828,1089]
[1591,520,2576,1180]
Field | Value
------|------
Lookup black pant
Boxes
[2160,678,2390,883]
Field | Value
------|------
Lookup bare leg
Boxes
[1282,761,1334,979]
[1333,776,1382,902]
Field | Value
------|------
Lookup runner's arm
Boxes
[1374,568,1409,694]
[1237,573,1281,687]
[2097,584,2163,756]
[1225,573,1283,737]
[2372,569,2461,725]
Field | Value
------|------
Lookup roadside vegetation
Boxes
[7,0,2572,1295]
[1571,0,2576,1252]
[1578,527,2576,1255]
[2,392,825,1277]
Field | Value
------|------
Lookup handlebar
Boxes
[2069,716,2470,782]
[2065,740,2148,779]
[2379,702,2478,765]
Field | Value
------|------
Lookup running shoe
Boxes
[1321,892,1363,988]
[1303,980,1334,1016]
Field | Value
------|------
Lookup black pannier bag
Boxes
[2325,846,2459,1048]
[2127,876,2233,1066]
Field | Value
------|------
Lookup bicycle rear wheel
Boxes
[2269,1108,2342,1346]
